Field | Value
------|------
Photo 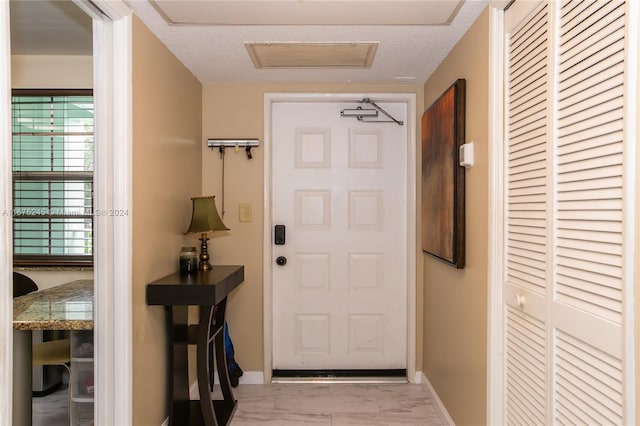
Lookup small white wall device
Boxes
[459,142,474,168]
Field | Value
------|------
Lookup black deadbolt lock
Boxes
[274,225,286,245]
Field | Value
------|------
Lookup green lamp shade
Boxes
[185,196,229,234]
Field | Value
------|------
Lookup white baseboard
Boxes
[420,372,455,426]
[235,371,265,384]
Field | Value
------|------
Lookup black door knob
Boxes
[276,256,287,266]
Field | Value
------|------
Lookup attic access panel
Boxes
[245,42,378,69]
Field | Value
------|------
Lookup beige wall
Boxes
[202,83,424,373]
[422,7,489,426]
[11,55,92,89]
[131,16,202,425]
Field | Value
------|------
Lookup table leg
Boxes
[13,329,33,426]
[213,300,234,403]
[196,298,236,426]
[197,304,217,425]
[168,305,191,424]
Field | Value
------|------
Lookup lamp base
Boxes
[198,233,212,270]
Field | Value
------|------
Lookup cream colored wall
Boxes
[11,55,92,89]
[202,83,424,373]
[131,16,202,425]
[422,7,489,426]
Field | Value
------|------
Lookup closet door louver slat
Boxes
[505,4,550,424]
[506,307,547,425]
[555,331,624,425]
[554,0,625,323]
[506,3,550,299]
[553,0,626,423]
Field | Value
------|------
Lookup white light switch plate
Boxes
[239,203,252,223]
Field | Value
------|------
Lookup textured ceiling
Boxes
[126,0,489,85]
[9,0,489,85]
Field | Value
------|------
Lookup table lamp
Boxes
[185,196,229,270]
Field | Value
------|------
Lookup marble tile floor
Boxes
[32,382,443,426]
[230,382,443,426]
[32,384,69,426]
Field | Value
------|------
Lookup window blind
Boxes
[11,90,94,265]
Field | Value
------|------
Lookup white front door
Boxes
[271,99,408,371]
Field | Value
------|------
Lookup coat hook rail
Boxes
[208,139,259,160]
[208,139,259,148]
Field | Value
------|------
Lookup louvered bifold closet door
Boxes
[504,0,632,425]
[504,3,550,425]
[552,1,627,424]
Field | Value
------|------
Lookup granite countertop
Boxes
[13,279,94,331]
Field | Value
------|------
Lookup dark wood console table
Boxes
[146,265,244,426]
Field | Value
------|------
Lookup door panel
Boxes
[504,4,551,423]
[271,101,407,370]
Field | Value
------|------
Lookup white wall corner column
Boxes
[73,1,133,425]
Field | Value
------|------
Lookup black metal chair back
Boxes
[13,272,38,297]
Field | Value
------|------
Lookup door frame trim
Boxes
[1,3,13,421]
[71,1,133,424]
[487,2,507,424]
[86,4,133,425]
[1,1,133,423]
[263,92,417,382]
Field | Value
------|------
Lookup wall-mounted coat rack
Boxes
[208,138,259,159]
[207,138,260,218]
